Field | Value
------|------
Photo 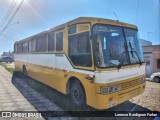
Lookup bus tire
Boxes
[70,80,86,107]
[22,65,27,76]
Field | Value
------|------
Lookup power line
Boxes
[0,34,15,42]
[1,0,24,32]
[0,0,24,34]
[7,27,25,36]
[0,0,15,25]
[0,22,20,33]
[0,0,17,28]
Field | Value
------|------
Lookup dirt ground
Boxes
[130,81,160,111]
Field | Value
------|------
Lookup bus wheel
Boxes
[70,80,86,107]
[22,65,27,76]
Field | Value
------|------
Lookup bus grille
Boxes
[118,87,141,102]
[121,78,141,90]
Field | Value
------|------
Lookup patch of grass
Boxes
[0,63,15,74]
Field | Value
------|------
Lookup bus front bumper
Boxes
[94,83,145,110]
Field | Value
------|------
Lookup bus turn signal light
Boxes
[85,74,94,80]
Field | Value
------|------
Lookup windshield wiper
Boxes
[134,51,142,66]
[117,52,126,70]
[128,41,142,66]
[129,41,134,57]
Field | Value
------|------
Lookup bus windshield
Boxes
[92,24,144,68]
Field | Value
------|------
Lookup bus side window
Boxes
[31,39,36,52]
[56,32,63,52]
[48,32,54,52]
[17,44,22,53]
[14,44,18,53]
[36,34,47,52]
[23,42,29,53]
[68,31,92,67]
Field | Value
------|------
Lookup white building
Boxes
[141,39,160,77]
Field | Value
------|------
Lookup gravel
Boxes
[130,81,160,111]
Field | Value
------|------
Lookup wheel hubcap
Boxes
[73,88,81,102]
[155,77,160,82]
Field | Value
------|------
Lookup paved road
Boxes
[0,66,74,120]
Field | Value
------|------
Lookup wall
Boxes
[142,45,160,77]
[152,45,160,73]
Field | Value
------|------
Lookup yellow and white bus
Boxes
[14,17,146,110]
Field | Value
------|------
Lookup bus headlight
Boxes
[140,77,146,83]
[100,85,121,94]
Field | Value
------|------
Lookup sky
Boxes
[0,0,159,55]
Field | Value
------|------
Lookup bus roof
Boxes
[67,17,137,29]
[15,17,137,44]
